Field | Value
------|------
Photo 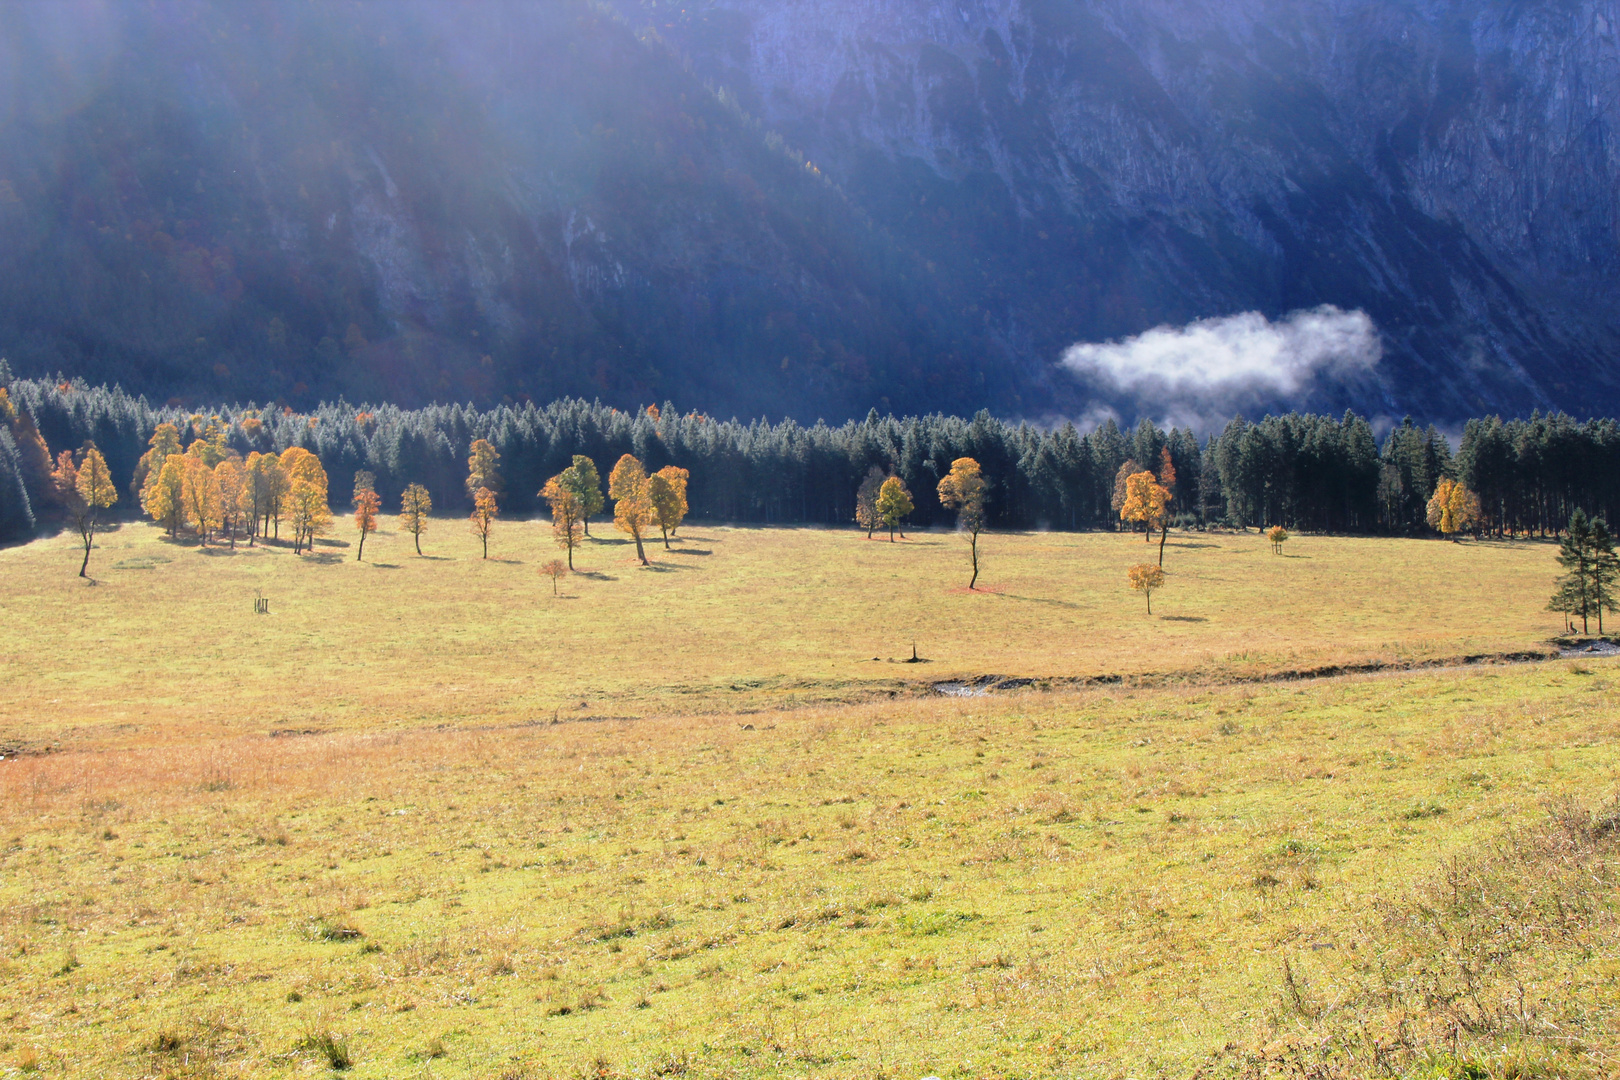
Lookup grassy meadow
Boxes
[0,518,1615,1078]
[0,517,1573,750]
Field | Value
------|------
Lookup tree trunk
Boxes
[567,545,573,570]
[481,531,488,559]
[1147,591,1153,615]
[969,531,979,589]
[1158,524,1168,567]
[414,531,422,556]
[79,523,93,577]
[634,531,648,565]
[357,531,366,561]
[661,525,671,549]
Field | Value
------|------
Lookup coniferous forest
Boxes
[3,363,1619,548]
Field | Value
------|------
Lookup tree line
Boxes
[5,365,1620,549]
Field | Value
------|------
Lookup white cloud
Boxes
[1059,306,1381,414]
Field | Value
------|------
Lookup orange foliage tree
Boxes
[470,486,498,559]
[352,472,381,562]
[281,447,331,554]
[541,559,568,595]
[180,450,223,544]
[1267,525,1289,553]
[608,453,655,566]
[541,474,585,569]
[1426,477,1481,540]
[938,457,988,588]
[1120,470,1173,565]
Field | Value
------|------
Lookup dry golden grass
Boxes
[0,521,1612,1077]
[0,519,1568,750]
[0,663,1616,1078]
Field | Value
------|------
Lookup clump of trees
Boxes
[1550,510,1619,635]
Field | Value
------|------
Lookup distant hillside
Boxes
[3,0,1620,422]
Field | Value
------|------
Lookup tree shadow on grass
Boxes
[576,570,618,581]
[487,558,524,565]
[301,552,345,565]
[1161,615,1208,622]
[1001,593,1081,609]
[671,548,712,556]
[589,536,633,546]
[1168,542,1220,549]
[645,562,698,573]
[313,537,350,549]
[197,547,245,557]
[416,555,453,561]
[370,563,403,569]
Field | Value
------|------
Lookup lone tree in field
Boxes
[1127,562,1167,615]
[1120,469,1173,565]
[470,486,499,559]
[541,473,585,569]
[1426,477,1481,540]
[649,466,690,547]
[609,453,655,566]
[1267,525,1289,553]
[855,466,885,538]
[938,457,988,589]
[563,455,605,537]
[541,559,568,596]
[398,482,432,555]
[54,445,118,577]
[466,439,502,499]
[352,472,381,562]
[876,475,913,541]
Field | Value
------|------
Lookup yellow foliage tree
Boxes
[854,466,885,538]
[876,475,913,541]
[1127,562,1167,615]
[938,457,988,588]
[648,465,690,549]
[282,448,331,554]
[53,445,118,577]
[469,486,498,559]
[214,457,246,549]
[146,453,185,536]
[609,453,655,566]
[541,475,585,569]
[181,453,223,543]
[1426,477,1481,540]
[398,482,432,556]
[467,439,502,498]
[137,423,183,513]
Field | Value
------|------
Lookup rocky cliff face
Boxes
[617,0,1620,419]
[2,0,1617,422]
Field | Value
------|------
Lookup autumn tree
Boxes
[938,457,988,589]
[353,472,381,562]
[854,466,885,537]
[1110,459,1140,528]
[54,446,118,577]
[541,474,585,568]
[1426,477,1481,540]
[467,439,502,498]
[541,559,568,596]
[135,423,182,502]
[1120,470,1172,557]
[1127,563,1167,615]
[876,475,913,541]
[180,452,223,543]
[146,454,185,536]
[469,486,498,559]
[243,451,287,542]
[562,455,604,536]
[609,453,655,566]
[648,466,690,549]
[1267,525,1289,554]
[282,448,331,554]
[398,482,432,555]
[214,456,246,549]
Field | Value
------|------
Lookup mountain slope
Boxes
[1,0,1618,422]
